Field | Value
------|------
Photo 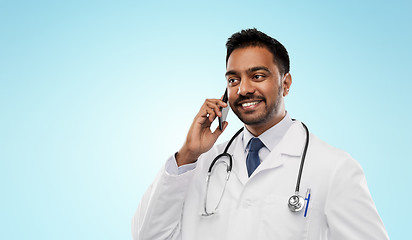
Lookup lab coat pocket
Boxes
[257,194,313,240]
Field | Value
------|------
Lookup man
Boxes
[132,28,388,239]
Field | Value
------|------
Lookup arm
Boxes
[132,98,228,239]
[131,156,195,240]
[325,156,389,239]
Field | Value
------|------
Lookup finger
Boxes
[200,107,213,118]
[221,121,228,132]
[206,102,222,117]
[200,100,216,116]
[204,108,216,123]
[207,99,228,109]
[215,99,228,108]
[212,121,228,138]
[208,110,216,123]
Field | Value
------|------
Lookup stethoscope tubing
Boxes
[207,127,244,173]
[203,120,310,215]
[295,121,309,193]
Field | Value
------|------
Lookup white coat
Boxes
[132,122,388,239]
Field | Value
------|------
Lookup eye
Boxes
[228,78,240,86]
[253,74,265,80]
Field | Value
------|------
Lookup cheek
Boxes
[227,88,238,101]
[262,83,280,96]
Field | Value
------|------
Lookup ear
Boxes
[282,73,292,97]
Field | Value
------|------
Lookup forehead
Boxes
[226,46,279,73]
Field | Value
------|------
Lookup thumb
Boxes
[212,121,228,139]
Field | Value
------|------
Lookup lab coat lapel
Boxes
[250,122,306,177]
[231,133,249,185]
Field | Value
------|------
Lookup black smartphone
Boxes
[218,88,229,130]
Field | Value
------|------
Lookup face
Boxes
[225,46,291,128]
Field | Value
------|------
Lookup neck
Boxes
[245,111,286,137]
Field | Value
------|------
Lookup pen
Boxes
[304,188,311,217]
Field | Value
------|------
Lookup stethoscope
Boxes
[201,120,310,217]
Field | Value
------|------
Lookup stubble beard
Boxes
[232,86,283,126]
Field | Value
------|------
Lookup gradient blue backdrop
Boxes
[1,0,410,239]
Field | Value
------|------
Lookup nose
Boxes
[237,79,255,96]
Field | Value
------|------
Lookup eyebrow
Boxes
[225,66,272,77]
[225,70,238,77]
[247,66,272,74]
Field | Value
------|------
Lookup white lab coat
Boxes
[132,122,388,239]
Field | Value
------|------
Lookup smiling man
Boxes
[226,46,290,136]
[132,29,388,240]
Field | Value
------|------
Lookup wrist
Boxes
[176,146,199,167]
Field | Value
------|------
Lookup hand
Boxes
[176,98,228,166]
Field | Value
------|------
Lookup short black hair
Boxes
[226,28,290,75]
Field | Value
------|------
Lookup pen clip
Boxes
[304,188,311,217]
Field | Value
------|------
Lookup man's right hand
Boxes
[176,98,228,166]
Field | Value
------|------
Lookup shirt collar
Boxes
[242,112,294,152]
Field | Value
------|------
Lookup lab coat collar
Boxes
[232,121,307,183]
[275,120,307,157]
[242,112,294,156]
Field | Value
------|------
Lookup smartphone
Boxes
[218,89,229,130]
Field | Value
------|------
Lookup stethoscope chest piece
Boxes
[288,194,305,212]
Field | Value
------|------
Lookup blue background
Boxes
[1,0,410,239]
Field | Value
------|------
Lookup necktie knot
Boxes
[249,138,264,152]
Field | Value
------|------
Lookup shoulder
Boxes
[302,133,367,206]
[308,133,360,169]
[288,121,360,172]
[304,133,366,197]
[303,132,365,190]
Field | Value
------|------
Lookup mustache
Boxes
[234,95,266,105]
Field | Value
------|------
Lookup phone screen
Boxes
[218,89,229,130]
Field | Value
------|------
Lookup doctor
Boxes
[132,28,388,239]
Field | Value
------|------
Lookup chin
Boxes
[237,113,269,126]
[236,107,282,126]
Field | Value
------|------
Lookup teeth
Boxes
[242,101,260,107]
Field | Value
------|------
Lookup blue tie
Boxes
[246,138,264,177]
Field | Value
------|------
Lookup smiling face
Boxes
[225,46,292,135]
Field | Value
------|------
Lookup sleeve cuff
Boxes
[165,152,197,175]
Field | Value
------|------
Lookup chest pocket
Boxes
[256,193,317,239]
